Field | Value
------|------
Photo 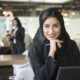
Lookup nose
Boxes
[49,27,53,33]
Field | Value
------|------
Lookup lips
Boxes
[48,34,56,38]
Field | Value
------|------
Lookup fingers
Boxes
[11,33,16,37]
[57,41,62,48]
[55,40,63,48]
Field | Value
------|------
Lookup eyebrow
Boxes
[44,23,59,25]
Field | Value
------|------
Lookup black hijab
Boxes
[33,8,71,56]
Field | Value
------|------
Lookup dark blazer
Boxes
[28,40,80,80]
[11,27,25,54]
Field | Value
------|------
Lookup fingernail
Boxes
[59,45,62,48]
[61,41,64,43]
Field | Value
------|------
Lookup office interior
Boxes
[0,0,80,80]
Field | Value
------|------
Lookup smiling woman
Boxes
[28,8,80,80]
[43,17,61,40]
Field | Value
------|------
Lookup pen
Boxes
[46,44,50,46]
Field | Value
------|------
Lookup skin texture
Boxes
[43,17,63,58]
[10,20,18,37]
[13,20,18,28]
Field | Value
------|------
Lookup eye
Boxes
[54,24,59,27]
[45,26,49,28]
[44,25,49,28]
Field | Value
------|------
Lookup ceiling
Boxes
[0,0,80,16]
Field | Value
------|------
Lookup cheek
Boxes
[43,27,48,35]
[15,22,17,25]
[14,23,16,25]
[14,22,17,25]
[54,27,61,34]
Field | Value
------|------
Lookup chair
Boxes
[24,34,33,50]
[12,50,30,75]
[14,50,34,80]
[16,67,34,80]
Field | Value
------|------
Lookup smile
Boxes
[48,34,56,38]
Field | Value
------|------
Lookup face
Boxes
[13,20,18,27]
[43,17,61,40]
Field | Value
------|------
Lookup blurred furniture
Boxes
[15,52,34,80]
[0,55,29,66]
[13,50,34,80]
[0,66,13,80]
[16,66,34,80]
[2,36,12,47]
[0,54,29,80]
[12,50,29,75]
[0,46,11,54]
[24,34,33,50]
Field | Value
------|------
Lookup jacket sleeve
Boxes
[16,28,25,40]
[28,45,58,80]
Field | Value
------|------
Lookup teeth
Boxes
[49,35,55,36]
[50,35,54,36]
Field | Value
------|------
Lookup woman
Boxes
[28,8,80,80]
[9,17,25,54]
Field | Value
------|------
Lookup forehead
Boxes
[43,17,60,24]
[13,20,17,22]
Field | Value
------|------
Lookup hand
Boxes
[11,33,16,37]
[5,35,11,39]
[49,39,63,58]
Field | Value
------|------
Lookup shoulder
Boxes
[70,40,77,46]
[70,39,80,52]
[21,27,25,30]
[18,27,25,31]
[22,27,25,30]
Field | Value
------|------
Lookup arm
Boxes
[5,35,14,42]
[28,45,58,80]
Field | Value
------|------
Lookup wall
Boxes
[65,18,80,39]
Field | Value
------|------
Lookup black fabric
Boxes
[11,27,25,54]
[28,8,80,80]
[29,40,80,80]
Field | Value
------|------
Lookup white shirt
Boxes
[13,27,18,44]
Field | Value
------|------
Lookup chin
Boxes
[48,38,56,40]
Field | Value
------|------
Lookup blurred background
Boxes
[0,0,80,80]
[0,0,80,53]
[0,0,80,39]
[0,0,80,47]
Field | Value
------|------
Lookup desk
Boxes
[0,55,29,66]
